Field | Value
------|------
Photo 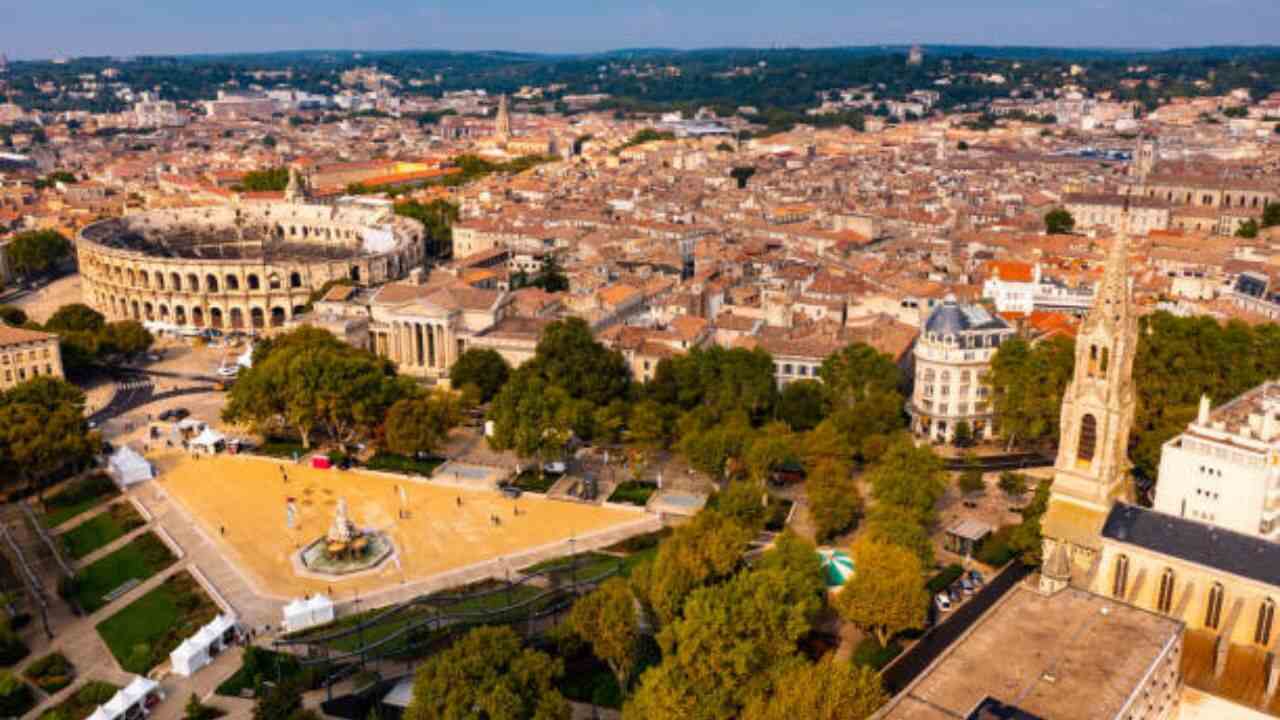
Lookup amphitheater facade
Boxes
[76,201,424,331]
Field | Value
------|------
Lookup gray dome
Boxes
[924,299,1009,335]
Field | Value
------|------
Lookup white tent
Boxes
[121,676,160,707]
[282,594,334,632]
[85,707,111,720]
[190,427,227,454]
[169,614,238,677]
[107,446,154,487]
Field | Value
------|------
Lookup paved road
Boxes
[88,372,217,425]
[881,561,1031,695]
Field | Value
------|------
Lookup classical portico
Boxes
[366,280,509,382]
[378,314,458,377]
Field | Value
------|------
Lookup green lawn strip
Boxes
[40,474,119,528]
[60,502,146,560]
[606,481,656,506]
[96,571,219,674]
[520,552,621,580]
[365,453,444,477]
[37,680,118,720]
[23,651,75,694]
[70,532,176,613]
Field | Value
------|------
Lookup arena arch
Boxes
[206,274,219,293]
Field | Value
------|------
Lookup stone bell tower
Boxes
[1040,204,1138,582]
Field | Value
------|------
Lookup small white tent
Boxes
[189,427,226,454]
[107,446,154,487]
[169,614,238,677]
[282,594,334,632]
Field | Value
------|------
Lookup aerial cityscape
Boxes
[3,3,1280,720]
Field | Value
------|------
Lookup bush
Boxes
[958,469,985,495]
[24,652,75,693]
[926,564,965,594]
[608,481,657,506]
[998,472,1029,498]
[0,621,28,666]
[976,525,1018,567]
[851,637,903,671]
[0,671,35,717]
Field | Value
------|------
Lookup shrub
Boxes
[851,637,903,671]
[0,671,35,717]
[976,525,1018,567]
[926,564,965,594]
[24,652,74,693]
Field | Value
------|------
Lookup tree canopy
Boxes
[223,326,414,449]
[866,437,947,523]
[740,657,886,720]
[384,391,462,457]
[4,230,72,278]
[630,510,752,627]
[404,626,570,720]
[1044,207,1076,234]
[832,538,930,647]
[987,336,1075,449]
[0,377,97,494]
[448,348,511,403]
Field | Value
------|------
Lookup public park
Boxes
[152,452,652,599]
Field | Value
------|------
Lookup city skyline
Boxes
[6,0,1280,61]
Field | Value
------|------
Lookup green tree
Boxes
[952,420,973,447]
[740,657,886,720]
[744,427,795,484]
[404,626,569,720]
[861,503,934,565]
[0,377,96,496]
[649,346,778,422]
[384,391,461,457]
[866,437,947,522]
[832,538,929,647]
[0,306,27,326]
[252,680,302,720]
[1236,219,1260,238]
[528,317,629,407]
[998,471,1029,497]
[958,468,985,495]
[804,460,862,543]
[626,561,823,720]
[818,343,901,407]
[238,167,289,192]
[4,230,72,277]
[100,320,154,357]
[729,166,756,189]
[1263,203,1280,228]
[630,510,751,627]
[223,326,413,449]
[627,399,674,451]
[568,577,640,691]
[394,199,459,258]
[987,336,1075,449]
[447,348,510,402]
[710,481,770,532]
[1044,207,1076,234]
[776,379,826,431]
[487,368,576,467]
[44,303,106,333]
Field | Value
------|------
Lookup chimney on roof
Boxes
[1198,395,1211,426]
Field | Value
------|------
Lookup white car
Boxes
[543,461,567,475]
[935,592,953,613]
[216,365,239,378]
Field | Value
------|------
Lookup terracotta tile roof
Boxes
[0,325,56,346]
[987,260,1035,283]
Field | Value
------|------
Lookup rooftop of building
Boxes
[879,584,1181,720]
[923,297,1011,336]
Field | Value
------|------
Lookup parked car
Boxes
[960,576,976,595]
[499,484,522,499]
[216,364,239,378]
[159,407,190,422]
[935,593,953,612]
[948,583,964,603]
[543,461,567,475]
[968,569,985,587]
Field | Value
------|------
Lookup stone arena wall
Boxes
[76,202,423,331]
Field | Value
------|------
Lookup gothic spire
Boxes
[1086,200,1133,333]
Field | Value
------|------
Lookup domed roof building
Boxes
[909,296,1014,444]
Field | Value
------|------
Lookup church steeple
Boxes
[494,94,511,143]
[1039,206,1138,581]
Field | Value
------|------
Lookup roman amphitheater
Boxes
[76,201,424,330]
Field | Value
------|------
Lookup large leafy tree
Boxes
[404,626,570,720]
[1044,207,1076,234]
[626,544,824,720]
[528,317,630,407]
[44,303,105,333]
[223,326,413,449]
[0,377,97,495]
[818,343,902,407]
[447,348,510,403]
[862,503,934,565]
[649,346,778,422]
[987,336,1075,449]
[4,230,72,277]
[832,538,930,647]
[568,577,640,691]
[804,460,863,543]
[487,367,577,465]
[384,391,461,457]
[630,510,752,627]
[865,437,947,523]
[740,657,886,720]
[776,379,826,431]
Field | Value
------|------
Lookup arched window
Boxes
[1205,583,1225,630]
[290,272,302,288]
[1256,598,1276,645]
[226,274,240,290]
[1089,345,1099,376]
[1112,554,1129,599]
[247,274,261,290]
[1077,414,1097,467]
[269,273,282,290]
[206,274,219,293]
[1157,568,1175,614]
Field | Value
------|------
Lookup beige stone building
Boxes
[76,201,424,331]
[0,326,64,390]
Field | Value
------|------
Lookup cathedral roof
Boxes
[923,298,1010,335]
[1102,503,1280,588]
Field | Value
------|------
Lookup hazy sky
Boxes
[6,0,1280,60]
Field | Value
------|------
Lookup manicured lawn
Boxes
[37,680,118,720]
[365,452,444,477]
[59,502,146,560]
[69,532,176,613]
[96,571,219,674]
[254,438,308,459]
[24,651,75,694]
[607,481,656,506]
[40,473,119,528]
